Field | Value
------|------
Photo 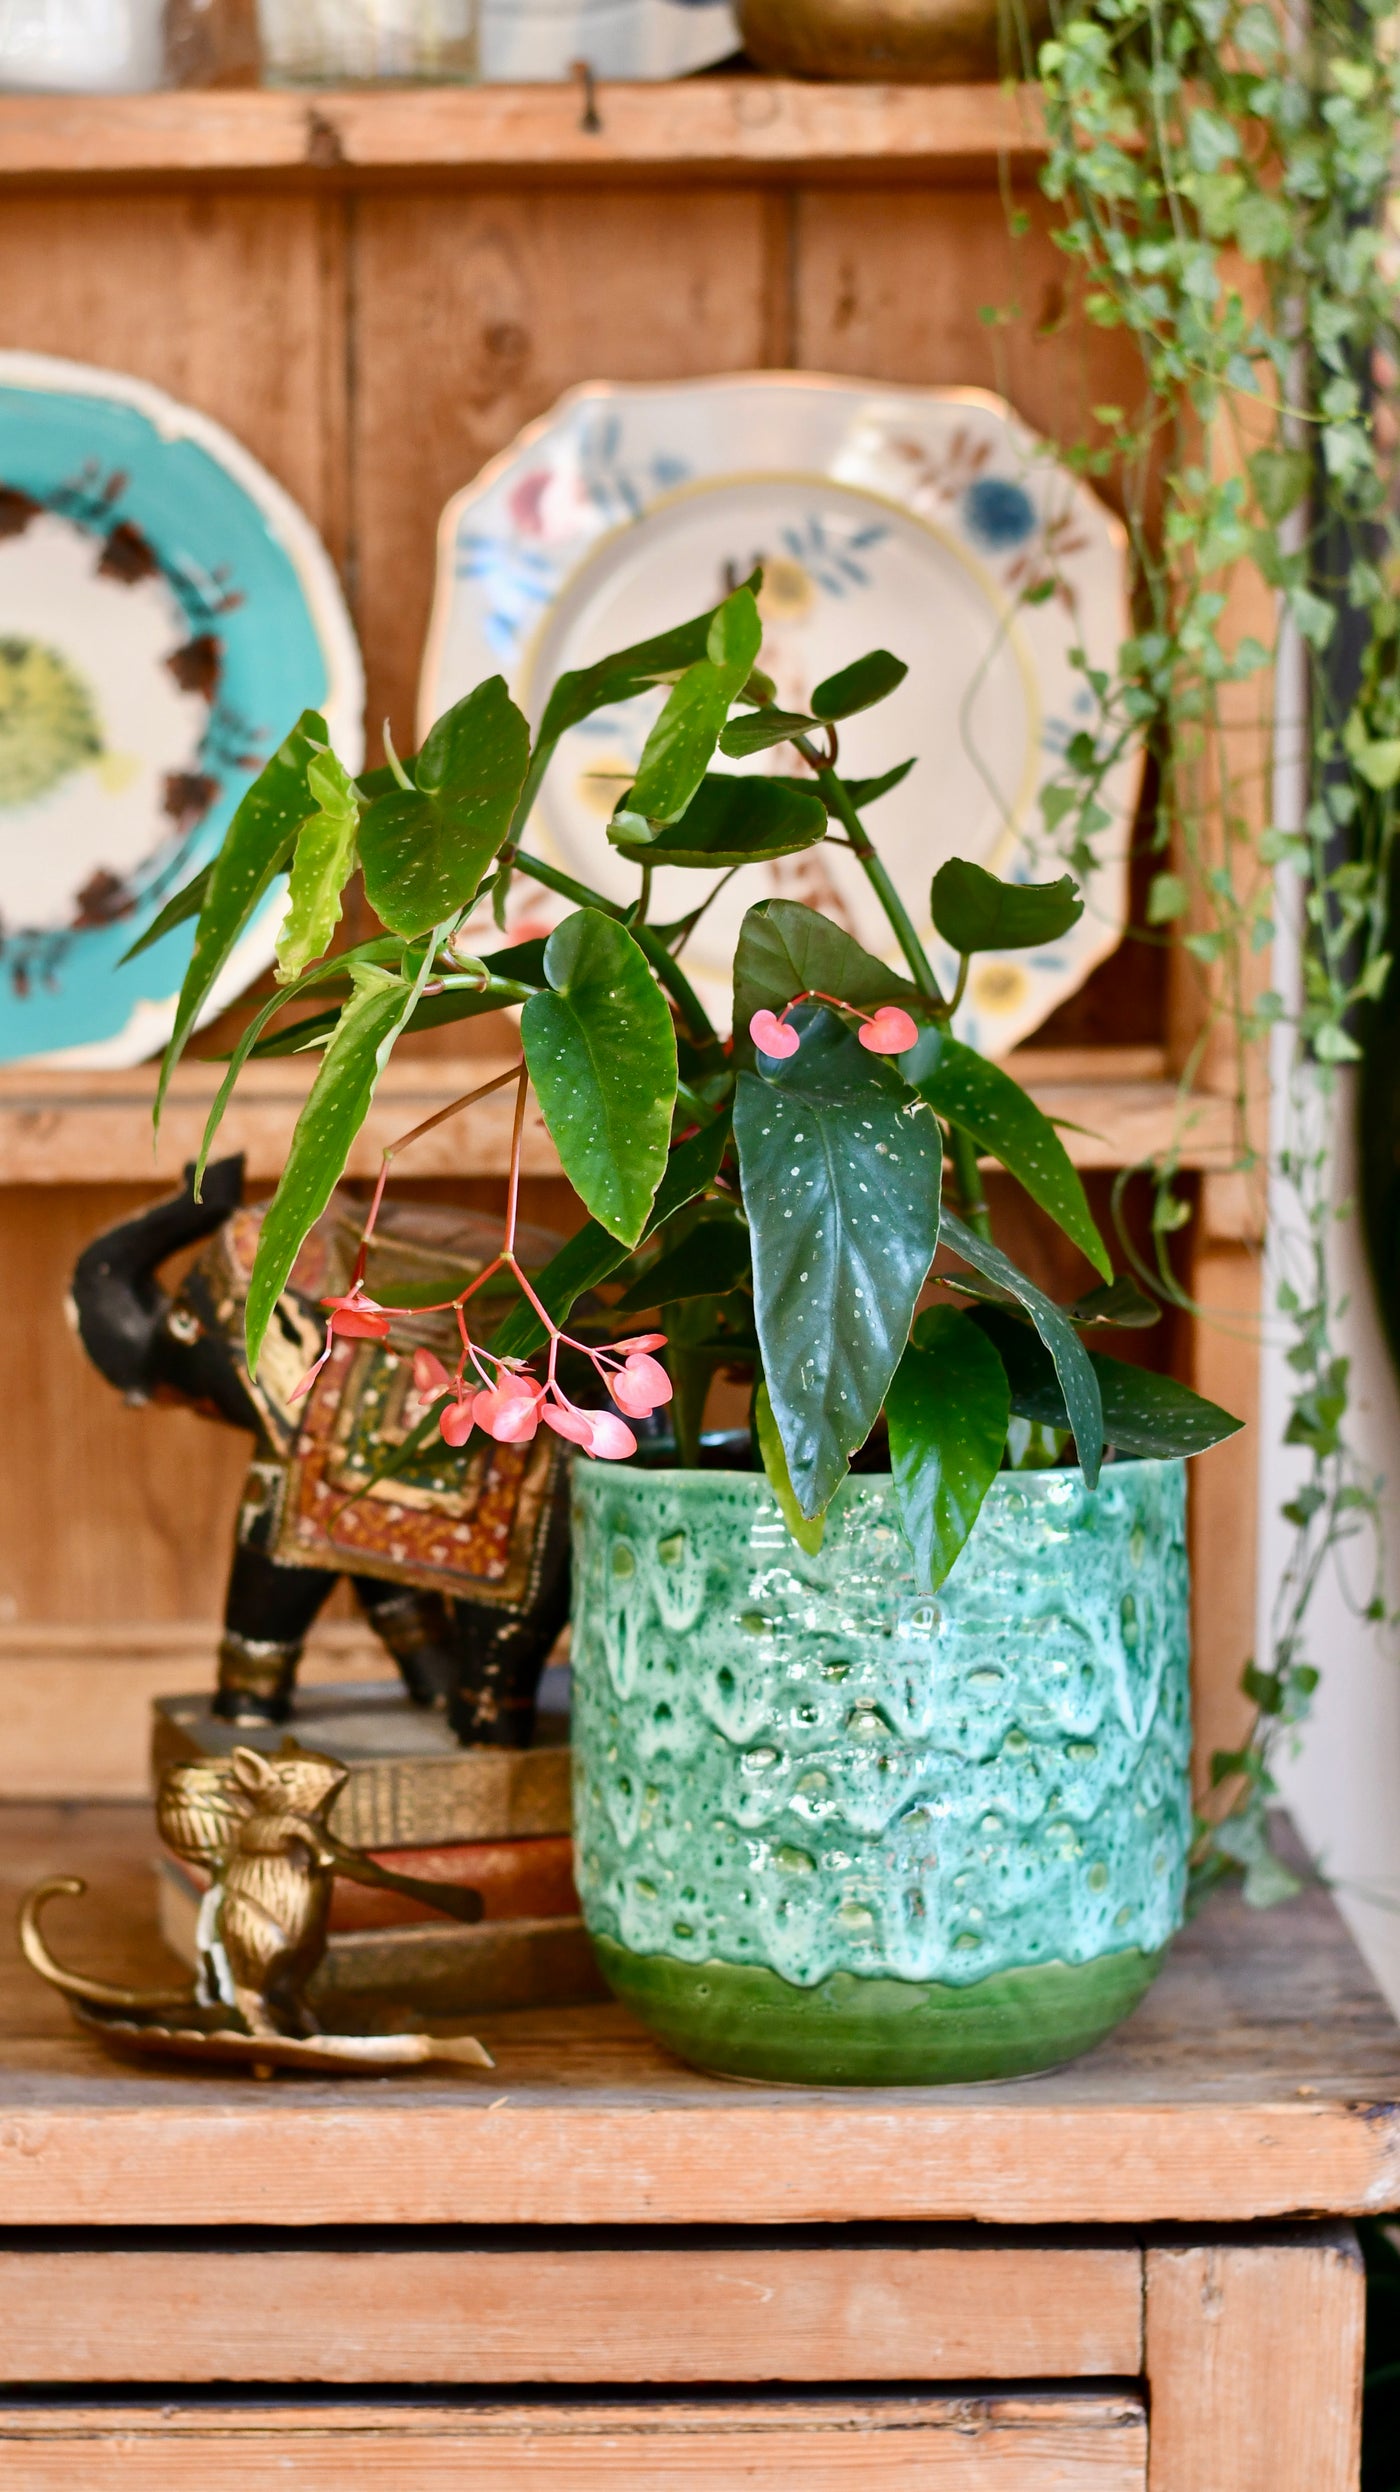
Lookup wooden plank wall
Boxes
[0,162,1243,1790]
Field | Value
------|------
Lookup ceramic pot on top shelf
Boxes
[737,0,1042,83]
[570,1455,1191,2086]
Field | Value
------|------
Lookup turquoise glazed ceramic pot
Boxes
[570,1457,1191,2084]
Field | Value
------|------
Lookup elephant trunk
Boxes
[67,1155,246,1401]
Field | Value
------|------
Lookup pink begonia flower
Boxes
[859,1005,920,1054]
[542,1401,596,1448]
[586,1410,639,1460]
[473,1380,542,1443]
[289,1288,392,1402]
[413,1348,452,1397]
[611,1352,673,1417]
[613,1332,666,1353]
[749,1008,800,1059]
[439,1397,476,1447]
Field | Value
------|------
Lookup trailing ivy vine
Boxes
[1003,0,1400,1896]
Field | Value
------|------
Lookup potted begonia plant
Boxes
[151,577,1238,2084]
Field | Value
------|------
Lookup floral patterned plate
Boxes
[420,375,1138,1054]
[0,352,362,1067]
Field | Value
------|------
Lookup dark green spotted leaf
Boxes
[887,1306,1010,1591]
[245,963,416,1373]
[905,1027,1110,1280]
[931,858,1084,954]
[718,708,823,758]
[967,1304,1241,1460]
[491,1113,729,1360]
[611,772,827,869]
[734,1009,942,1515]
[733,898,920,1047]
[811,650,908,720]
[1069,1278,1161,1329]
[157,709,329,1123]
[939,1210,1104,1486]
[359,676,530,938]
[522,909,677,1245]
[775,760,916,814]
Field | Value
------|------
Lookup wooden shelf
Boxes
[0,77,1046,184]
[0,1046,1235,1186]
[0,1801,1396,2226]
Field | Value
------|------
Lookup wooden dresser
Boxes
[0,1801,1389,2486]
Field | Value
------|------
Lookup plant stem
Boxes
[514,848,717,1045]
[808,755,945,1005]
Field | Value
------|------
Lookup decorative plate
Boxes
[420,375,1138,1054]
[0,352,363,1068]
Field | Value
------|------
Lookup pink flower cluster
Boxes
[289,1279,672,1466]
[750,992,920,1061]
[412,1331,672,1461]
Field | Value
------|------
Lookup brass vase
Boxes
[738,0,1034,82]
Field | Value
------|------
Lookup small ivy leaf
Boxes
[275,749,361,983]
[359,677,531,938]
[521,909,678,1245]
[931,858,1084,954]
[755,1377,828,1555]
[610,773,828,868]
[811,650,908,720]
[887,1306,1010,1593]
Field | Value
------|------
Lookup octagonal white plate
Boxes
[0,352,362,1068]
[419,375,1138,1054]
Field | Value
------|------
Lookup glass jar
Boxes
[256,0,476,82]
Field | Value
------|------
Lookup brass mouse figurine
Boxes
[21,1744,495,2076]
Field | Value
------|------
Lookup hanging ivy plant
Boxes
[1001,0,1400,1897]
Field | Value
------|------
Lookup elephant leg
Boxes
[351,1579,459,1706]
[214,1542,340,1725]
[446,1443,573,1748]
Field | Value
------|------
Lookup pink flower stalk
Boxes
[750,991,921,1061]
[289,1285,393,1403]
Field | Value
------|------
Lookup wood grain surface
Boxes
[1144,2229,1365,2492]
[0,2235,1141,2383]
[0,2392,1147,2490]
[0,1805,1395,2229]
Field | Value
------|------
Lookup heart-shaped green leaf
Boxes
[245,962,417,1371]
[611,773,827,868]
[522,909,678,1245]
[734,899,920,1045]
[968,1304,1241,1458]
[360,677,530,939]
[157,708,329,1122]
[275,749,361,983]
[887,1305,1010,1591]
[491,1112,729,1359]
[536,576,763,750]
[611,589,763,839]
[811,649,908,719]
[939,1210,1104,1485]
[735,1010,942,1514]
[906,1028,1111,1280]
[931,858,1084,954]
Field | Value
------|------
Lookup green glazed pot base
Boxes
[594,1933,1165,2086]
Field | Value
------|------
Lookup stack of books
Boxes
[151,1672,605,2018]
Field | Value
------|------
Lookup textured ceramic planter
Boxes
[571,1456,1191,2084]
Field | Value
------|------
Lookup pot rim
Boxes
[573,1451,1186,1492]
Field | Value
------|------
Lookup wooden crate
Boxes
[0,80,1261,1795]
